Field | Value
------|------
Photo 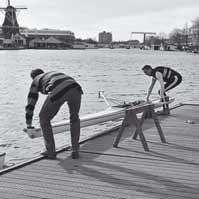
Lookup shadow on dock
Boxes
[1,104,199,199]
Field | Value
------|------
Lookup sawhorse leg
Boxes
[113,112,129,148]
[150,106,166,143]
[133,107,148,140]
[113,110,149,151]
[133,105,166,143]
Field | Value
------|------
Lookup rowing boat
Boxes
[24,97,174,139]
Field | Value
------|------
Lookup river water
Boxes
[0,49,199,166]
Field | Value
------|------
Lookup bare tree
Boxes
[169,28,184,48]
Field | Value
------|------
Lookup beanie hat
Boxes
[142,65,152,70]
[31,68,44,79]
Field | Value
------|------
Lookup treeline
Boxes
[169,17,199,47]
[145,17,199,50]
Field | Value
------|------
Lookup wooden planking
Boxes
[1,158,199,199]
[5,161,199,191]
[3,170,197,193]
[0,175,198,199]
[0,189,40,199]
[5,165,199,189]
[0,172,167,199]
[0,105,199,199]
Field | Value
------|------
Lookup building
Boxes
[0,31,26,49]
[21,28,75,49]
[0,1,75,50]
[98,31,112,44]
[127,40,140,48]
[189,26,199,48]
[28,36,64,49]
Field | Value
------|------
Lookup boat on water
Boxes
[24,93,175,139]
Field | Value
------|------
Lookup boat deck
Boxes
[0,104,199,199]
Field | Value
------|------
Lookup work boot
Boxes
[41,151,57,159]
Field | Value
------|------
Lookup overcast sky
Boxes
[0,0,199,41]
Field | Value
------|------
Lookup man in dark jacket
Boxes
[25,69,83,159]
[142,65,182,101]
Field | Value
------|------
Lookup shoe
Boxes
[41,151,57,159]
[71,151,79,159]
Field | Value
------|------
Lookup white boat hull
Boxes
[25,98,174,139]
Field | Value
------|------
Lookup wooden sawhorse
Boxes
[113,103,166,151]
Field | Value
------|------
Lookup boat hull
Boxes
[25,98,174,138]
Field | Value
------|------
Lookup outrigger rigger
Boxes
[24,91,174,139]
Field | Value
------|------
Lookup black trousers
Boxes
[158,73,182,96]
[164,73,182,92]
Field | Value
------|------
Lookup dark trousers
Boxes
[39,87,82,155]
[159,74,182,96]
[164,74,182,92]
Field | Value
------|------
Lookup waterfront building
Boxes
[163,43,178,51]
[0,31,26,49]
[0,1,75,50]
[83,42,98,49]
[21,28,75,49]
[127,40,140,48]
[72,41,86,49]
[190,26,199,48]
[28,36,64,49]
[98,31,112,44]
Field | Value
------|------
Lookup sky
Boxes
[0,0,199,41]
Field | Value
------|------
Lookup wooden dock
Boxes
[0,104,199,199]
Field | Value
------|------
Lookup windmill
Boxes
[0,0,27,39]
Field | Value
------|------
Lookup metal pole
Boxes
[143,33,146,47]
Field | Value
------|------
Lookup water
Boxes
[0,49,199,166]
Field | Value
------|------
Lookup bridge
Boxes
[131,32,156,47]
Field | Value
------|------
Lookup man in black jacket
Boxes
[25,69,83,159]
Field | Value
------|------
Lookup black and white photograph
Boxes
[0,0,199,198]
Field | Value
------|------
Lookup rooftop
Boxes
[21,28,75,36]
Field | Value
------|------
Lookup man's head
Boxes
[142,65,153,76]
[30,68,44,79]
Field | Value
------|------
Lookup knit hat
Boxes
[31,68,44,79]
